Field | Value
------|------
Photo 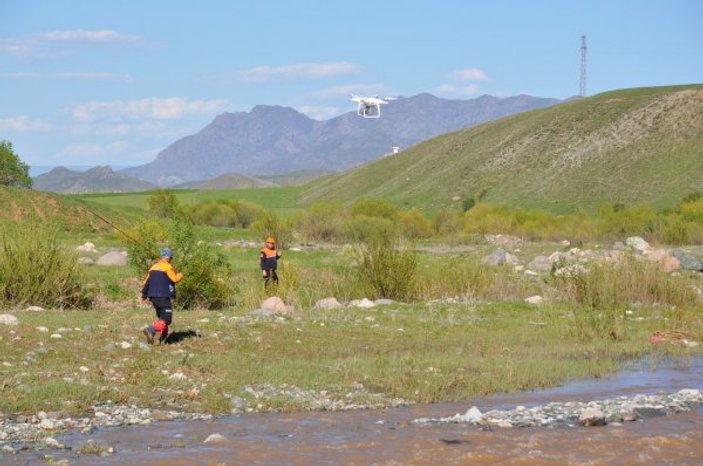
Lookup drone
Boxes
[350,94,396,119]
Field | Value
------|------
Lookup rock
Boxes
[460,406,483,423]
[374,299,395,306]
[314,297,342,310]
[672,250,703,271]
[169,372,188,381]
[96,251,128,266]
[482,249,508,266]
[484,234,522,246]
[644,248,667,262]
[78,257,95,265]
[350,298,376,308]
[625,236,650,253]
[611,241,626,251]
[36,326,49,332]
[203,433,228,444]
[524,295,543,305]
[251,308,276,318]
[25,305,44,312]
[658,256,681,273]
[39,418,56,430]
[261,296,286,311]
[119,341,132,349]
[76,242,98,253]
[45,437,64,448]
[553,264,587,278]
[577,407,606,426]
[50,333,62,339]
[505,253,520,265]
[0,314,19,326]
[527,256,552,272]
[1,445,15,454]
[633,407,667,419]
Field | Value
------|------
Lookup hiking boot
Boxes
[159,331,169,345]
[142,328,154,345]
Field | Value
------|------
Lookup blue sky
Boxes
[1,0,701,168]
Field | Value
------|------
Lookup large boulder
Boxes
[672,250,703,271]
[578,407,606,427]
[261,296,286,311]
[96,251,128,266]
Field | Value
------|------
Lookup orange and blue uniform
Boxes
[142,256,182,344]
[260,240,281,286]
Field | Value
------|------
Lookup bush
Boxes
[0,225,93,308]
[353,236,417,300]
[124,216,234,310]
[397,209,433,239]
[344,215,397,244]
[147,190,179,219]
[294,202,346,242]
[432,209,462,236]
[350,198,398,220]
[250,211,293,248]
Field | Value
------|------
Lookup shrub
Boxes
[0,140,32,189]
[294,202,346,242]
[432,209,462,236]
[353,236,417,300]
[124,216,234,310]
[250,210,293,248]
[147,190,179,219]
[350,198,398,220]
[461,196,476,212]
[397,209,433,239]
[344,215,397,244]
[0,225,93,308]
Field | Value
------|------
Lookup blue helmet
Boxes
[160,248,173,259]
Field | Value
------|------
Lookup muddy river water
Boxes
[10,356,703,465]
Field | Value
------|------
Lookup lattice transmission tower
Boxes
[579,35,587,97]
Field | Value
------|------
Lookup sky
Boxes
[1,0,701,169]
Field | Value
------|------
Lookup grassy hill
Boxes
[300,85,703,213]
[0,187,134,233]
[174,172,275,190]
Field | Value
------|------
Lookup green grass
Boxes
[300,84,703,213]
[78,185,304,217]
[2,301,698,417]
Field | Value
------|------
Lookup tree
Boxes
[147,189,179,218]
[0,140,32,189]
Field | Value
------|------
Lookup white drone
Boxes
[350,94,396,119]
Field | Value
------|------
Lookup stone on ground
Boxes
[672,250,703,271]
[625,236,650,253]
[524,295,543,305]
[96,251,128,266]
[203,433,228,444]
[578,407,606,426]
[314,297,342,310]
[0,314,19,326]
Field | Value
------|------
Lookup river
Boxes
[8,356,703,465]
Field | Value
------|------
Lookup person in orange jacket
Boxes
[260,237,282,287]
[141,248,183,344]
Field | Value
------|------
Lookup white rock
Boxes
[314,297,342,310]
[374,299,395,306]
[50,333,62,339]
[351,298,376,309]
[461,406,484,423]
[625,236,650,253]
[25,305,45,312]
[288,247,302,252]
[36,326,49,332]
[120,341,132,349]
[79,366,90,372]
[45,437,63,448]
[76,242,98,253]
[39,418,56,430]
[524,295,543,305]
[0,314,19,326]
[96,251,128,266]
[169,372,188,381]
[203,433,228,444]
[78,257,95,265]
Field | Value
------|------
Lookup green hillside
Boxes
[0,187,134,232]
[300,85,703,213]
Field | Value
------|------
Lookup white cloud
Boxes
[434,84,480,96]
[294,105,344,121]
[71,97,227,122]
[0,116,53,132]
[0,71,42,79]
[238,61,363,83]
[452,68,489,82]
[59,140,129,159]
[0,29,140,59]
[309,83,389,100]
[36,29,138,44]
[56,72,136,83]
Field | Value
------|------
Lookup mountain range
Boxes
[121,93,561,186]
[33,166,156,194]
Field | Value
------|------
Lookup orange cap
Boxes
[265,237,275,243]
